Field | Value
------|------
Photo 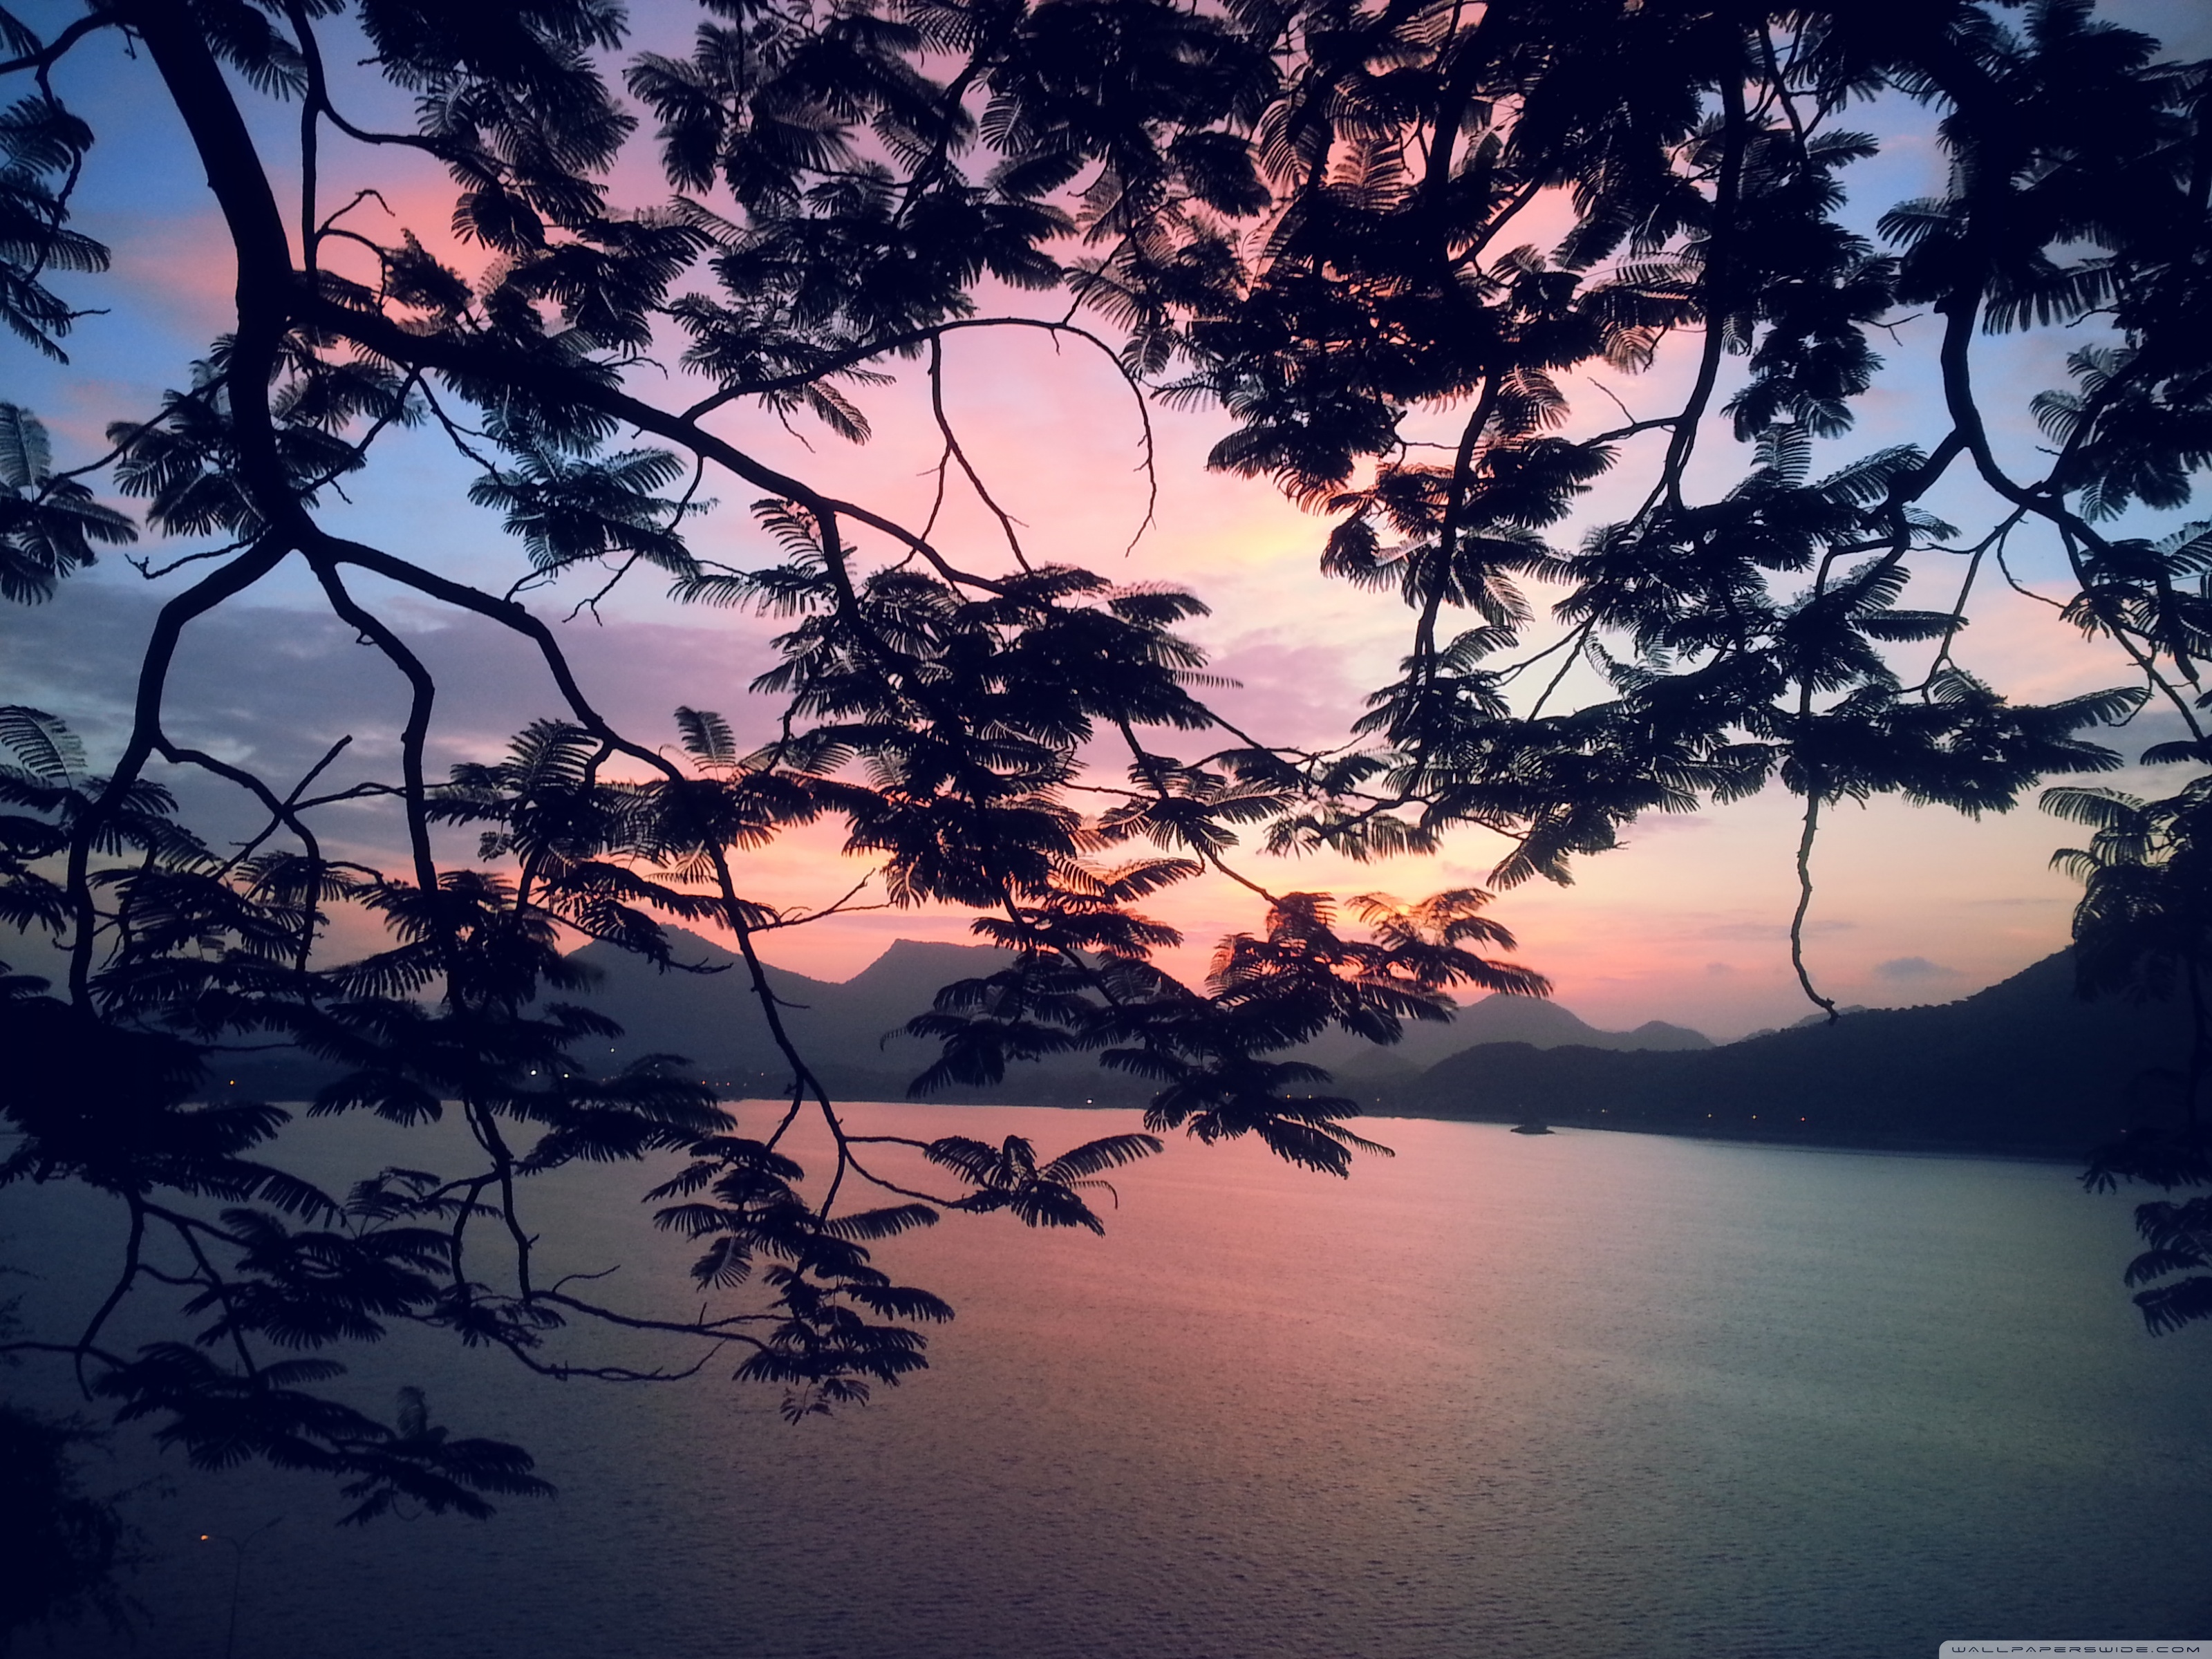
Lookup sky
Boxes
[4,1,2207,1041]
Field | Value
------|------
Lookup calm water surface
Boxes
[15,1107,2211,1659]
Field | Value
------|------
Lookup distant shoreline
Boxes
[702,1096,2095,1168]
[1369,1109,2091,1166]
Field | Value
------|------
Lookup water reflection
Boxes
[18,1108,2212,1659]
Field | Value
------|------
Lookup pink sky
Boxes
[5,10,2195,1040]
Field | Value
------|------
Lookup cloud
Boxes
[1694,917,1856,940]
[1622,813,1712,838]
[0,569,789,869]
[1873,955,1962,982]
[1198,632,1393,749]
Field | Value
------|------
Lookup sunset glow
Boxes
[2,6,2200,1041]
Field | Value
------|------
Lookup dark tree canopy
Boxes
[2,0,2209,1532]
[0,1400,135,1640]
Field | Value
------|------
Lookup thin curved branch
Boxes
[0,9,118,78]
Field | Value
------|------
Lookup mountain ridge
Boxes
[561,930,1716,1105]
[200,927,2180,1160]
[1377,950,2188,1156]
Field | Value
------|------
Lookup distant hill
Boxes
[565,930,1712,1105]
[565,932,1202,1105]
[212,927,1551,1105]
[1382,952,2191,1156]
[1307,991,1710,1085]
[205,929,2173,1159]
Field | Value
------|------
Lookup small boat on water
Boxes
[1510,1118,1553,1136]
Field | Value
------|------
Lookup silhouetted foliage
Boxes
[0,1400,135,1644]
[2052,779,2212,1329]
[2,0,2209,1556]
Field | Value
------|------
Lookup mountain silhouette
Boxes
[1306,991,1710,1086]
[564,932,1146,1105]
[561,930,1713,1105]
[197,927,2175,1158]
[1381,951,2188,1155]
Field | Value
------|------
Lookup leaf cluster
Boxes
[6,0,2212,1527]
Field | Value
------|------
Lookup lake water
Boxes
[12,1106,2212,1659]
